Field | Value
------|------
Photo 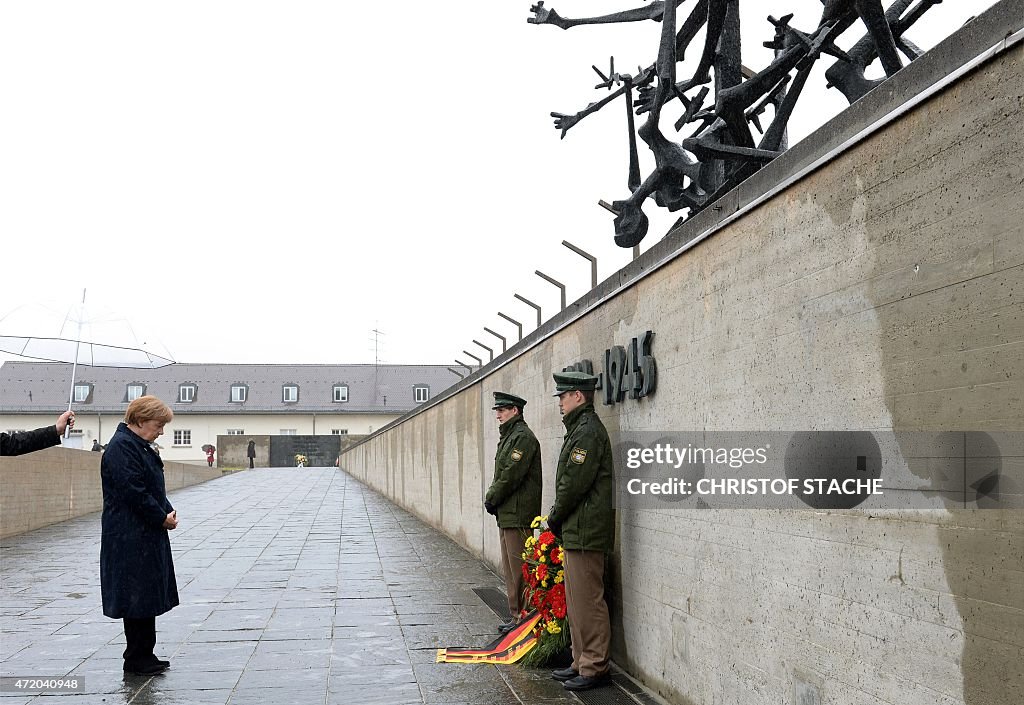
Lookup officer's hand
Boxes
[484,501,497,516]
[163,511,178,530]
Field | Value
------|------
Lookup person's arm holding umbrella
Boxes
[0,410,75,456]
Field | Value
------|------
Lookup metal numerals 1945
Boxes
[563,330,657,406]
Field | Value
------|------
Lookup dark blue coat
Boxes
[100,423,179,619]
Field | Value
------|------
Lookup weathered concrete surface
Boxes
[341,11,1024,705]
[217,435,270,468]
[0,449,223,539]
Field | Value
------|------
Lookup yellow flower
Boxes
[521,552,528,560]
[546,620,561,634]
[525,537,537,548]
[539,556,547,563]
[539,544,548,552]
[554,574,563,584]
[531,515,547,529]
[541,580,548,588]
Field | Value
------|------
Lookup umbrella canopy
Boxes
[0,297,174,369]
[0,294,175,437]
[0,335,174,368]
[202,444,216,453]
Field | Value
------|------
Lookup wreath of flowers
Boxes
[519,515,570,666]
[294,454,308,467]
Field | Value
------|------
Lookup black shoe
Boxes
[141,655,170,668]
[563,673,611,691]
[497,619,517,634]
[123,662,168,676]
[551,667,579,682]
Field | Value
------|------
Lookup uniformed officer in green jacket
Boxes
[547,371,614,692]
[484,391,542,633]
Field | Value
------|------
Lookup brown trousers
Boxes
[499,527,531,617]
[563,549,611,677]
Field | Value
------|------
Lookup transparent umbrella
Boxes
[0,290,175,437]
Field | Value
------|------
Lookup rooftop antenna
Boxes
[370,326,386,403]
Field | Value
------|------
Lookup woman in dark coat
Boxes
[100,395,179,676]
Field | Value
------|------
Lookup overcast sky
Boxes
[0,1,993,368]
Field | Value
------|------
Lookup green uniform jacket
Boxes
[548,404,615,552]
[485,415,542,529]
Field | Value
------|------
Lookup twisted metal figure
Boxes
[527,0,943,247]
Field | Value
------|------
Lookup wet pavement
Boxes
[0,468,610,704]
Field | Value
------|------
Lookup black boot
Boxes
[551,666,579,682]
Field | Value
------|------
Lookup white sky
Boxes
[0,1,994,367]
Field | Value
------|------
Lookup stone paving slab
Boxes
[0,468,599,705]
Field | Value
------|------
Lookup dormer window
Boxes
[127,384,145,402]
[414,385,429,403]
[230,384,248,403]
[333,384,349,403]
[178,384,196,403]
[282,384,298,403]
[74,384,92,403]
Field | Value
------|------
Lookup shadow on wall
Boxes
[869,41,1024,703]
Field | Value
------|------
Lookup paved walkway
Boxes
[0,468,594,705]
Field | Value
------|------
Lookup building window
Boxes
[414,385,429,403]
[331,429,348,435]
[178,385,196,403]
[74,384,91,403]
[226,429,245,435]
[173,429,191,446]
[282,385,298,403]
[127,384,145,401]
[280,429,297,435]
[333,385,349,403]
[231,384,247,403]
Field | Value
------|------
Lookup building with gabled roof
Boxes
[0,361,456,463]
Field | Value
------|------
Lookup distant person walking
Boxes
[91,439,103,452]
[205,447,215,467]
[247,439,256,469]
[0,411,75,456]
[100,396,179,676]
[484,391,542,633]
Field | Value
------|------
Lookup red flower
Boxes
[550,547,562,565]
[538,531,556,546]
[549,583,565,606]
[535,563,549,582]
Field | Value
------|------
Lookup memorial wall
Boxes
[342,6,1023,704]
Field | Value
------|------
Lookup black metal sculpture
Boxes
[528,0,944,247]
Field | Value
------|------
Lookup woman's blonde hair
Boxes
[124,395,173,426]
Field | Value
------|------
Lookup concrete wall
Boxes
[218,435,271,468]
[340,8,1023,705]
[0,447,225,539]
